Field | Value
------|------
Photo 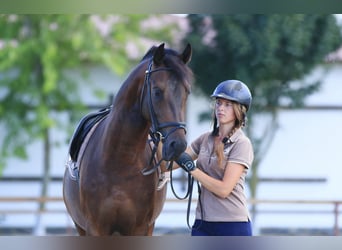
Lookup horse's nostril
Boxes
[162,139,187,161]
[170,140,187,156]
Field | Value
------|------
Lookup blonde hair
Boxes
[211,101,247,168]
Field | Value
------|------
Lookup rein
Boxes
[141,59,187,175]
[168,162,197,229]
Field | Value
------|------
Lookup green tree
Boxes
[184,14,342,218]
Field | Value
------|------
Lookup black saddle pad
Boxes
[69,106,111,162]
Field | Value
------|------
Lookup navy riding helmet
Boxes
[211,80,252,111]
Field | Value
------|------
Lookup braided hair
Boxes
[211,101,247,168]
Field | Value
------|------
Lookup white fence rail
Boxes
[0,196,341,235]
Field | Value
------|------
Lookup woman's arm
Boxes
[190,162,245,199]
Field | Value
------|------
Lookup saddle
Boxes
[69,106,112,162]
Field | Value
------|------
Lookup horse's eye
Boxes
[153,88,163,99]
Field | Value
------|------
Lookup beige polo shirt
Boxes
[190,128,254,222]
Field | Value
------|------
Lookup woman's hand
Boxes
[175,152,196,172]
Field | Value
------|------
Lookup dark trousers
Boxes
[191,219,252,236]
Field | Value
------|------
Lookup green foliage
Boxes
[0,16,90,171]
[186,14,342,110]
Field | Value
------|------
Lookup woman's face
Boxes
[215,98,236,125]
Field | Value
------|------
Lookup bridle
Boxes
[140,58,187,175]
[140,57,196,230]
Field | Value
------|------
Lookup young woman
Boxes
[176,79,254,236]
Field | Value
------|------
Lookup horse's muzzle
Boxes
[162,138,187,161]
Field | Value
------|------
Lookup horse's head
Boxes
[141,43,193,161]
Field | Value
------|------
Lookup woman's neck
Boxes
[219,123,236,139]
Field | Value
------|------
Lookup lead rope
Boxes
[185,174,195,229]
[168,162,204,230]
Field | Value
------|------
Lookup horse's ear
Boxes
[180,43,192,64]
[142,45,157,61]
[153,43,165,66]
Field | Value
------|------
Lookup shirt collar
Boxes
[229,128,243,143]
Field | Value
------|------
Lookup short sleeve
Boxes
[190,132,210,156]
[228,137,254,169]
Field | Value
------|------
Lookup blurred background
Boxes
[0,14,342,236]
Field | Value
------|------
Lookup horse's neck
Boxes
[101,66,151,160]
[103,108,149,153]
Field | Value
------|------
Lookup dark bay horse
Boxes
[63,43,193,235]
